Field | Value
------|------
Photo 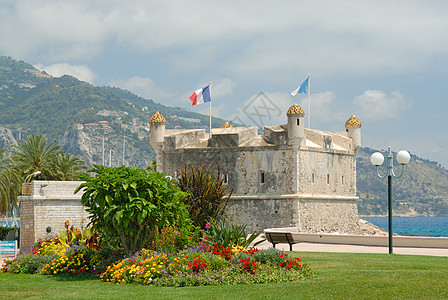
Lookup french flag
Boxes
[190,85,211,106]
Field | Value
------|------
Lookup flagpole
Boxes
[209,81,212,139]
[307,74,311,128]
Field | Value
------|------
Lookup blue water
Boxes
[0,221,20,227]
[363,216,448,237]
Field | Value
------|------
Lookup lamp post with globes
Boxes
[370,146,410,254]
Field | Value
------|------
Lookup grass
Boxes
[1,252,447,299]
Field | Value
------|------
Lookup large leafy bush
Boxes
[76,165,191,253]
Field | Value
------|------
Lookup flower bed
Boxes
[2,218,314,286]
[2,241,314,286]
[99,247,314,286]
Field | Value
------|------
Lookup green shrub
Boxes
[252,248,286,265]
[203,219,264,248]
[25,254,60,274]
[230,251,251,264]
[0,227,19,240]
[2,253,59,274]
[151,223,200,253]
[198,252,229,271]
[77,165,191,253]
[176,164,232,229]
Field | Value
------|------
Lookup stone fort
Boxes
[149,104,362,233]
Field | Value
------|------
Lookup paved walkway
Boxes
[254,236,448,257]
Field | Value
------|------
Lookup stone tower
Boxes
[286,103,305,147]
[345,115,362,152]
[149,111,166,171]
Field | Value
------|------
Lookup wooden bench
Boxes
[265,232,298,251]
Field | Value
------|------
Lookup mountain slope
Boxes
[0,56,229,167]
[356,147,448,216]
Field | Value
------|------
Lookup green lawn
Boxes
[1,252,447,299]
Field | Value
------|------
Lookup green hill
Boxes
[356,147,448,216]
[0,56,229,167]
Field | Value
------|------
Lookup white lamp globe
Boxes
[370,152,384,166]
[396,150,410,165]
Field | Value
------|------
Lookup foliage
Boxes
[98,248,313,286]
[1,253,60,274]
[53,153,87,181]
[76,165,191,253]
[251,248,287,265]
[176,164,232,229]
[150,222,200,253]
[1,216,313,289]
[41,247,94,276]
[9,134,62,180]
[32,237,66,256]
[57,220,92,246]
[0,226,19,240]
[187,255,209,273]
[145,160,157,172]
[0,150,21,214]
[203,219,264,248]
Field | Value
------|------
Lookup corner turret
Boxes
[221,122,233,128]
[345,115,361,152]
[286,103,305,147]
[149,111,166,149]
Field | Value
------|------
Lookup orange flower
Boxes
[65,220,70,227]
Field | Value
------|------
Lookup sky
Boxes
[1,0,448,168]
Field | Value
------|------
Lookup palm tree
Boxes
[0,150,21,214]
[54,153,87,181]
[9,134,62,180]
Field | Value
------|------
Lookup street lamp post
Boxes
[24,171,41,183]
[370,147,410,254]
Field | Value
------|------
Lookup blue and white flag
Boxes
[291,77,309,97]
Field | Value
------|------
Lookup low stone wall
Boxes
[19,181,88,252]
[227,194,360,233]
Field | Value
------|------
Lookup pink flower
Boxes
[205,223,211,229]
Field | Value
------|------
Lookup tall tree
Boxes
[53,153,87,181]
[0,150,21,214]
[10,134,62,180]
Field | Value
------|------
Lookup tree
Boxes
[76,165,191,253]
[0,150,21,214]
[53,153,86,181]
[10,134,62,180]
[176,164,232,229]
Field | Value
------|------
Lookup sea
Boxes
[2,217,448,237]
[363,216,448,237]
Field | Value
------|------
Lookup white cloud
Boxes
[353,90,410,120]
[109,76,174,101]
[2,1,448,77]
[229,91,345,128]
[35,63,97,83]
[210,78,236,98]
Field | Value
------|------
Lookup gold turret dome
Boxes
[286,103,305,116]
[345,115,361,129]
[149,111,166,123]
[221,122,233,128]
